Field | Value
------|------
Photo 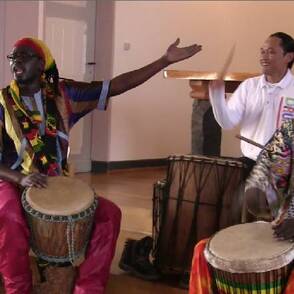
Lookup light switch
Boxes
[123,42,131,51]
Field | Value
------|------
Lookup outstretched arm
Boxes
[109,38,202,97]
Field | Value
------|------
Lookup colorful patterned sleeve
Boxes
[60,79,110,127]
[246,119,294,220]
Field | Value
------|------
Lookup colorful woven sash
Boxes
[8,81,60,176]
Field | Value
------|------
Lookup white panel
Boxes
[45,17,87,81]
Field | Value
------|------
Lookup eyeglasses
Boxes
[6,52,39,62]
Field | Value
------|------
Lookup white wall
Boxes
[2,1,39,85]
[102,1,294,161]
[91,1,114,162]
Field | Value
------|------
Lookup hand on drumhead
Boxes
[245,187,271,220]
[273,218,294,241]
[163,38,202,65]
[19,173,47,188]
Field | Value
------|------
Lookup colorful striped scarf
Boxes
[8,80,60,176]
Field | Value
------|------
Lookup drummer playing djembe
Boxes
[189,119,294,293]
[0,37,201,294]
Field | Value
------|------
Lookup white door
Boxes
[39,0,97,172]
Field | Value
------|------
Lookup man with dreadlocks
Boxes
[0,37,201,293]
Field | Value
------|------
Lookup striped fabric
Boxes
[211,266,290,294]
[189,239,213,294]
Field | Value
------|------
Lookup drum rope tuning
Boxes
[22,185,98,264]
[67,221,76,264]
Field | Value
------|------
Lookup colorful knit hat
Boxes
[13,37,60,93]
[14,37,55,71]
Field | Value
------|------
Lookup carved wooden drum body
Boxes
[204,222,294,294]
[22,176,98,263]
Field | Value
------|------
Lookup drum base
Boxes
[0,257,76,294]
[35,265,76,294]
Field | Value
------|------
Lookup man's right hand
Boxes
[163,38,202,65]
[19,173,47,188]
[245,187,271,220]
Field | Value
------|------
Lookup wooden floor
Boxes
[76,167,188,294]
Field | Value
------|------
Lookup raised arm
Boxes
[209,79,247,129]
[109,38,202,97]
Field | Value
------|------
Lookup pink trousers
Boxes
[0,180,121,294]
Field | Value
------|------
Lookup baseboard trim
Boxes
[69,157,92,173]
[91,158,167,173]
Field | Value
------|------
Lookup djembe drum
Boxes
[22,176,98,264]
[204,222,294,294]
[153,155,244,275]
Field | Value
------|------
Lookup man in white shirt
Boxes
[209,32,294,174]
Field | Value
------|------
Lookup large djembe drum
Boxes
[153,155,244,275]
[22,176,98,264]
[204,222,294,294]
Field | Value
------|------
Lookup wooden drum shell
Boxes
[21,177,98,264]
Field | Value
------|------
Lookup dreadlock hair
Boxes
[44,62,60,95]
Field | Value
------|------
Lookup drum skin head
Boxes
[204,222,294,273]
[25,176,94,215]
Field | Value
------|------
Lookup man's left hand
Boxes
[273,218,294,241]
[163,38,202,65]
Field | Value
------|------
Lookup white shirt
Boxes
[209,69,294,160]
[22,90,45,135]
